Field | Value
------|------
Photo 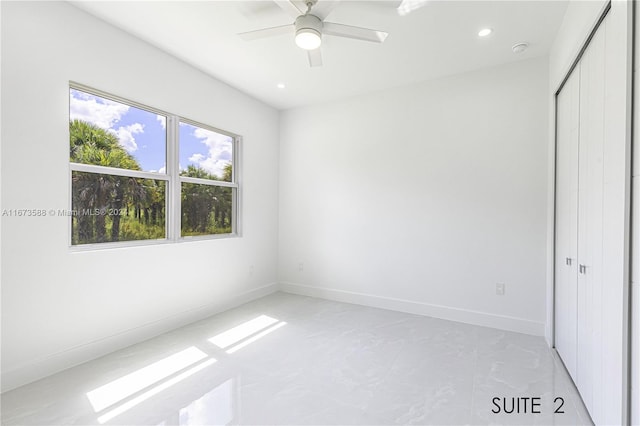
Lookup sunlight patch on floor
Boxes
[87,346,209,413]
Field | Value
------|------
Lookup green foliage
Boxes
[119,216,165,241]
[222,163,232,182]
[180,166,233,236]
[70,120,232,244]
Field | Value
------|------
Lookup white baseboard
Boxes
[279,282,545,336]
[1,283,278,393]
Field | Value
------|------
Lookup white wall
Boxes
[549,0,610,88]
[278,57,549,335]
[0,1,280,391]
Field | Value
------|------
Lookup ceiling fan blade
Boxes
[323,22,388,43]
[307,48,323,67]
[236,1,283,19]
[396,0,429,16]
[310,0,341,19]
[273,0,305,19]
[238,24,294,41]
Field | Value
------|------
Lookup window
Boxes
[69,84,239,247]
[179,122,235,237]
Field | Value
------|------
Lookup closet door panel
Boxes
[600,6,630,423]
[576,42,592,412]
[554,67,580,379]
[554,4,630,423]
[577,21,606,420]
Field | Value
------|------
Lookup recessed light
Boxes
[478,28,492,37]
[277,83,286,89]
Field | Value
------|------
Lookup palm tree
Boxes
[222,163,232,182]
[70,120,144,243]
[215,163,233,230]
[180,165,217,234]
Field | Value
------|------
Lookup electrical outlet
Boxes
[496,283,506,296]
[298,262,304,272]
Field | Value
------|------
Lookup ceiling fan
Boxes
[238,0,389,67]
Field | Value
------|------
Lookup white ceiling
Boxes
[71,0,568,110]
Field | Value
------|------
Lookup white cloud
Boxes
[188,153,205,163]
[189,128,233,178]
[156,115,166,130]
[70,89,129,129]
[112,123,144,153]
[70,89,145,153]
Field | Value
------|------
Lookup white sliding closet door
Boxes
[554,3,632,422]
[576,21,606,419]
[554,67,580,380]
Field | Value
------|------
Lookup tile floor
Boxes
[2,292,592,425]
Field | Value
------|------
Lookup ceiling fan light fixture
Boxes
[295,28,322,50]
[239,1,388,67]
[295,14,323,50]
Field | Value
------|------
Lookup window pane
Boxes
[181,183,232,236]
[70,89,166,173]
[71,171,166,245]
[179,122,233,182]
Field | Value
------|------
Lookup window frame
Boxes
[68,82,241,250]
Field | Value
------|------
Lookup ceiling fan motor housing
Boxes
[295,14,323,49]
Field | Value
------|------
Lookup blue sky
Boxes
[69,89,232,178]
